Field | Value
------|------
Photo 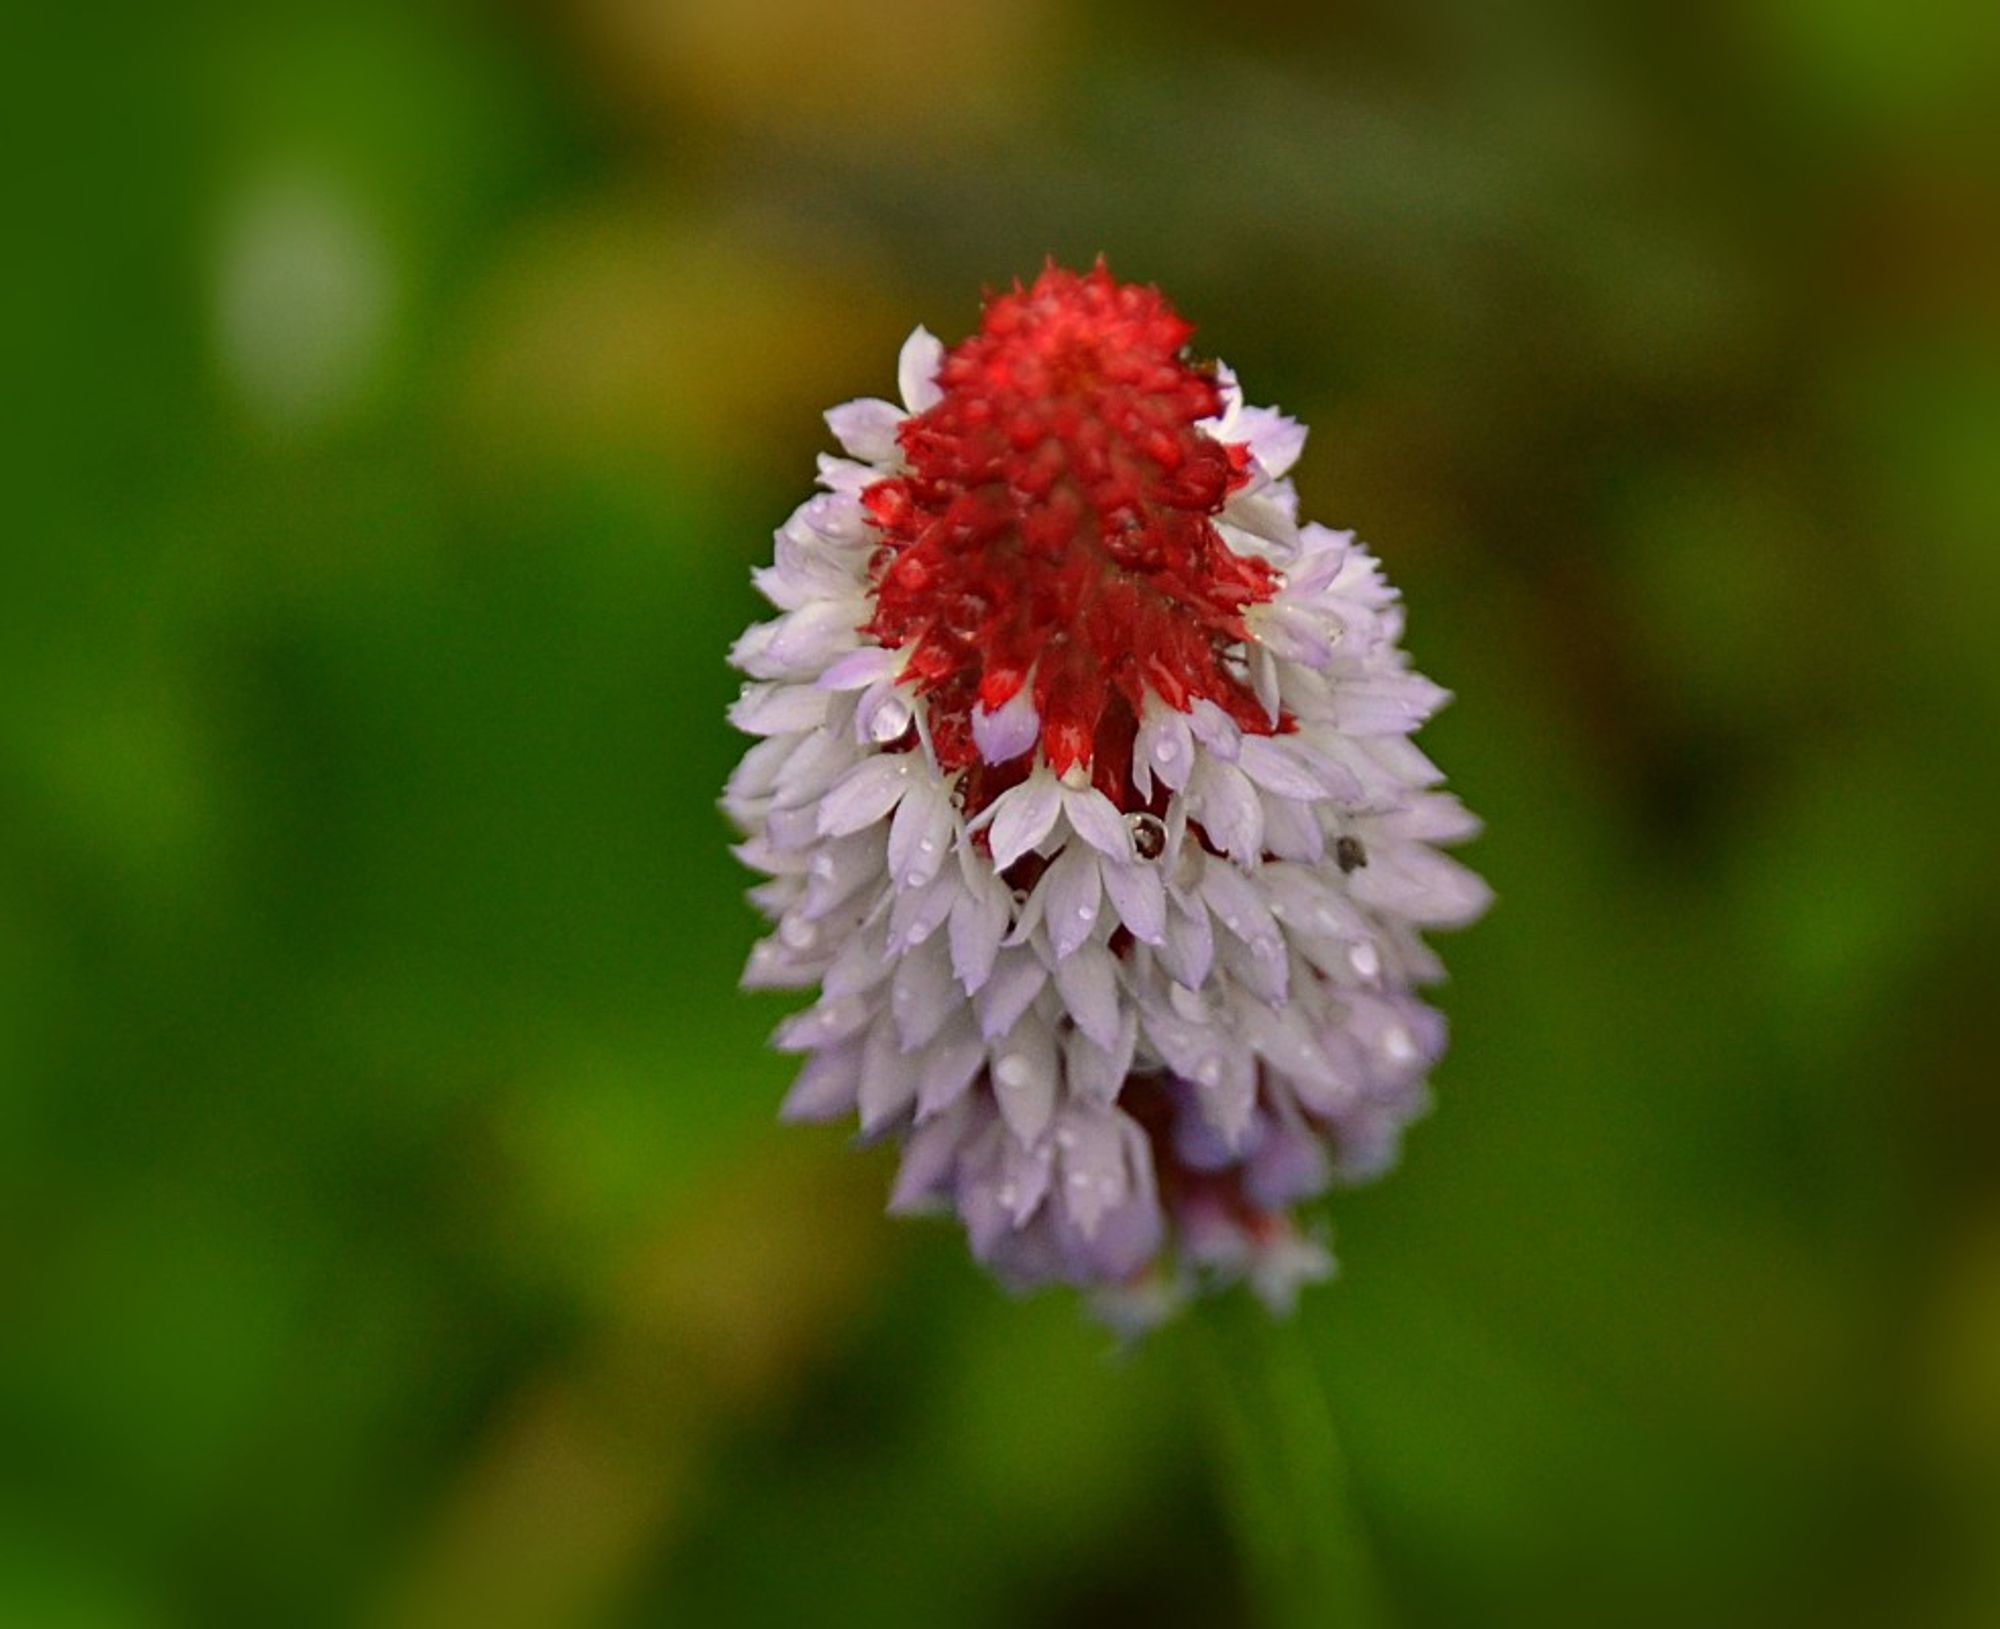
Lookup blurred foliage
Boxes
[5,2,1998,1625]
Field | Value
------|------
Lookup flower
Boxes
[724,262,1489,1329]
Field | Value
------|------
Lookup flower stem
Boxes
[1188,1302,1391,1629]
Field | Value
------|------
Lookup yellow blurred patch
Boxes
[454,199,906,486]
[559,0,1058,148]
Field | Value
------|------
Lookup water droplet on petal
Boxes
[1126,812,1167,860]
[869,698,914,742]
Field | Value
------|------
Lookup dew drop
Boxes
[1194,1055,1223,1087]
[869,697,914,742]
[779,918,816,950]
[1382,1025,1416,1064]
[1126,812,1167,860]
[994,1054,1033,1090]
[1350,941,1380,979]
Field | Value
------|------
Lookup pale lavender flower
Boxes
[724,264,1488,1329]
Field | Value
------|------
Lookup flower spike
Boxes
[725,263,1488,1329]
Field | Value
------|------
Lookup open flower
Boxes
[725,263,1488,1328]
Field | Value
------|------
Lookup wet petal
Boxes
[992,1017,1058,1145]
[817,755,912,836]
[985,772,1063,869]
[1042,845,1102,960]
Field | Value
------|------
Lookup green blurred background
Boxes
[7,3,1999,1625]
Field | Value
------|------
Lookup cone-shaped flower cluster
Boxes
[725,264,1488,1327]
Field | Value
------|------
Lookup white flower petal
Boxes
[1187,699,1242,761]
[889,938,958,1050]
[1057,1107,1130,1240]
[915,1020,987,1121]
[992,1017,1058,1145]
[778,1042,861,1123]
[816,646,902,692]
[1135,702,1195,791]
[975,947,1047,1040]
[756,598,862,678]
[971,683,1041,764]
[1349,847,1495,928]
[948,877,1011,993]
[729,682,830,736]
[801,831,887,922]
[1062,785,1132,859]
[1160,898,1216,988]
[1100,859,1167,944]
[817,755,913,836]
[1200,862,1284,960]
[985,772,1063,869]
[1236,404,1307,477]
[1237,735,1328,802]
[999,1134,1053,1226]
[825,397,904,464]
[887,777,954,891]
[1259,796,1326,864]
[1328,674,1452,736]
[1063,1008,1138,1104]
[1042,845,1102,960]
[898,325,945,413]
[772,992,871,1052]
[886,870,958,952]
[1188,757,1264,865]
[1052,942,1120,1051]
[858,1015,920,1133]
[889,1099,969,1212]
[1197,1045,1258,1148]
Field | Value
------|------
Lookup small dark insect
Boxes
[1335,835,1369,875]
[1175,342,1219,379]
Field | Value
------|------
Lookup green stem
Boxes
[1188,1302,1391,1629]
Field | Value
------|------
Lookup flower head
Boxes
[725,263,1489,1328]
